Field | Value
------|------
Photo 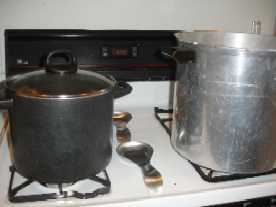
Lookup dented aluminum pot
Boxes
[169,32,276,174]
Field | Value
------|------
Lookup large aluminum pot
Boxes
[0,50,132,183]
[170,32,276,174]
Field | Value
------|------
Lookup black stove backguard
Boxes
[5,29,177,80]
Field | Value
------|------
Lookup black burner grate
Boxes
[189,161,276,183]
[8,166,111,203]
[154,107,172,136]
[154,107,276,182]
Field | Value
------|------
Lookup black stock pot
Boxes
[0,50,132,183]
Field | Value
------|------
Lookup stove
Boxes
[0,30,276,207]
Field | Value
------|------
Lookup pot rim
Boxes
[5,69,115,99]
[13,88,111,99]
[175,31,276,52]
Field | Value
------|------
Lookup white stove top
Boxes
[0,82,276,207]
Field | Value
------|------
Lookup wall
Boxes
[0,0,275,77]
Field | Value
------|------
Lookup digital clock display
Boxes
[111,48,129,57]
[101,46,137,58]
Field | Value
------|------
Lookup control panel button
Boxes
[16,58,23,64]
[132,46,138,57]
[101,47,109,57]
[16,58,29,65]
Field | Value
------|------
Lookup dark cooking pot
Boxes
[0,50,132,183]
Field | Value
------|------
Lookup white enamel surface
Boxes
[0,82,276,206]
[114,81,173,109]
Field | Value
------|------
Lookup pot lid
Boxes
[6,51,114,98]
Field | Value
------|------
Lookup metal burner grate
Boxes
[8,166,111,203]
[189,161,276,182]
[154,107,172,136]
[154,107,276,182]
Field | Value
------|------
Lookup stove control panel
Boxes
[5,30,177,81]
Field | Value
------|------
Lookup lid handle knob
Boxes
[45,50,78,74]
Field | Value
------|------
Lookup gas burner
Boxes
[154,107,276,182]
[116,128,131,143]
[8,166,111,203]
[113,111,132,130]
[113,112,132,143]
[40,182,75,189]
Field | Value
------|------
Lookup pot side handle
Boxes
[113,81,133,99]
[105,75,133,99]
[0,81,13,110]
[160,48,195,64]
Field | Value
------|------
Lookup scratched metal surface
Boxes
[172,38,276,174]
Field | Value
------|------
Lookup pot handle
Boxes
[160,48,195,64]
[45,50,78,74]
[0,82,13,110]
[106,75,133,99]
[113,81,133,99]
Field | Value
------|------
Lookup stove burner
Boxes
[8,166,111,203]
[113,111,132,143]
[41,182,75,189]
[154,107,276,182]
